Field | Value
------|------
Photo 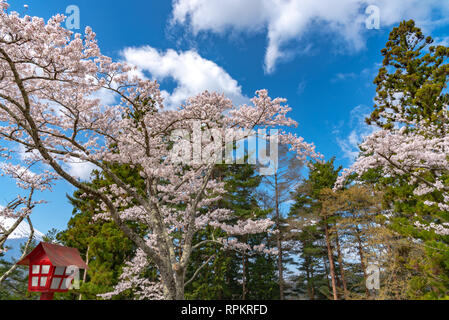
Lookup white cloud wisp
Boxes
[171,0,449,73]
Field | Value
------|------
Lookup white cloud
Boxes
[122,46,249,110]
[66,159,99,181]
[91,87,117,106]
[14,146,96,182]
[297,80,306,95]
[336,105,378,161]
[433,36,449,47]
[17,144,41,162]
[331,72,358,83]
[171,0,269,34]
[171,0,449,73]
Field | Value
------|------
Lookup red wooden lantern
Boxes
[17,242,88,300]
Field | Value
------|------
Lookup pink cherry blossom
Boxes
[0,2,321,299]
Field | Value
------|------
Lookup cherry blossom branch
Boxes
[0,189,34,248]
[184,254,216,288]
[0,216,34,285]
[377,152,449,192]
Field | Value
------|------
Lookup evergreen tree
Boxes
[287,158,342,300]
[185,162,279,300]
[368,20,449,130]
[363,20,449,299]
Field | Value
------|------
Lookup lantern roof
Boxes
[17,242,88,269]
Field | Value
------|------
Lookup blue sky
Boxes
[2,0,449,235]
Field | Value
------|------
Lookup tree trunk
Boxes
[310,269,315,300]
[305,262,314,300]
[302,238,315,300]
[335,231,349,299]
[323,256,331,296]
[171,266,185,300]
[160,263,181,300]
[79,245,90,300]
[356,229,369,298]
[274,173,284,300]
[175,275,185,300]
[324,220,338,300]
[242,251,247,300]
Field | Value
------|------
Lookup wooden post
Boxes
[40,292,54,300]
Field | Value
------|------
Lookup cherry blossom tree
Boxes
[0,1,320,299]
[0,163,54,284]
[334,120,449,236]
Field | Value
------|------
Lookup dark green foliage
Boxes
[56,166,142,300]
[185,162,278,300]
[368,19,449,130]
[287,159,341,299]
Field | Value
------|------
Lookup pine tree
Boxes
[287,158,342,300]
[368,19,449,130]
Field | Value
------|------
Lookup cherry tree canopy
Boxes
[0,1,321,299]
[335,110,449,236]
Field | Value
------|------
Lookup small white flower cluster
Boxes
[334,107,449,239]
[414,221,449,236]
